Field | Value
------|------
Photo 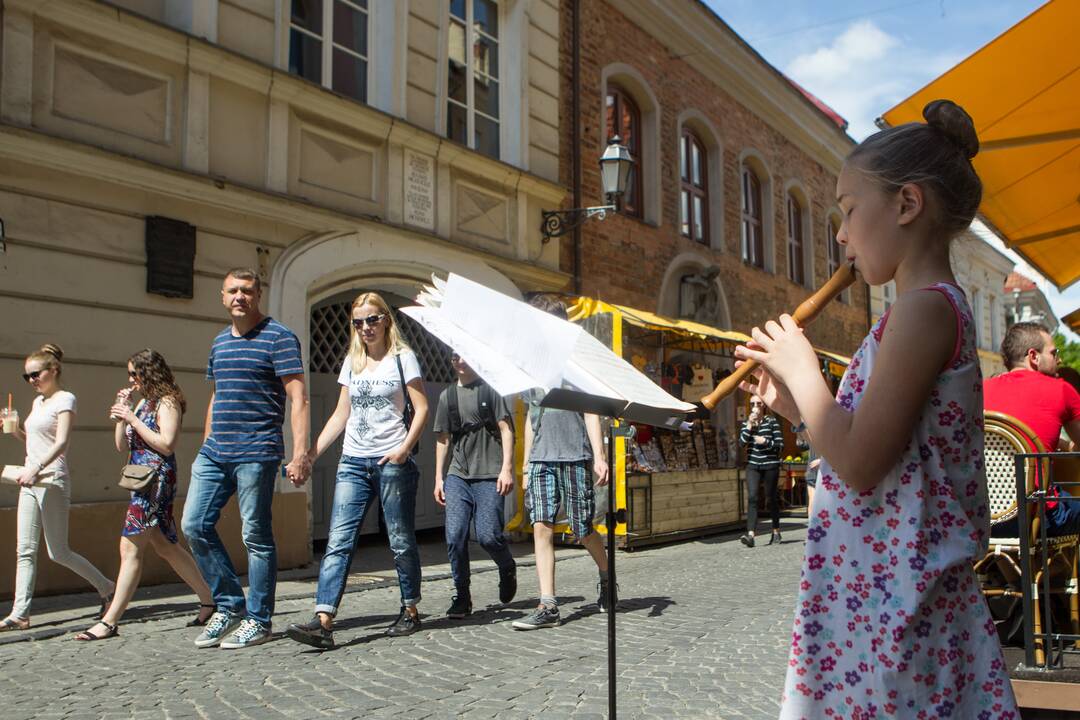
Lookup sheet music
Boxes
[401,273,694,425]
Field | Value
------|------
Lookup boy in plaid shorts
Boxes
[512,295,612,630]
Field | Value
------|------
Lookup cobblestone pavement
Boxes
[1,522,807,720]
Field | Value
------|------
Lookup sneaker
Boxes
[512,604,561,630]
[498,566,518,605]
[446,594,472,619]
[286,616,335,649]
[739,533,755,548]
[768,532,782,546]
[220,618,272,649]
[597,579,619,613]
[385,607,421,637]
[193,610,243,648]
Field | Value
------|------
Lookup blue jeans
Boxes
[992,488,1080,538]
[181,453,279,626]
[315,456,422,615]
[444,474,515,594]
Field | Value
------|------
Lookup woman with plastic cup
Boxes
[1,344,114,631]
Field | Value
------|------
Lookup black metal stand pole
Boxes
[607,420,617,720]
[606,421,634,719]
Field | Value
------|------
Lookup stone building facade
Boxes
[0,0,564,596]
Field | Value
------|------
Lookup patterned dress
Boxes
[780,284,1018,719]
[122,400,178,543]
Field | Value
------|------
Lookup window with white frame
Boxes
[971,288,984,349]
[289,0,370,103]
[990,295,1001,351]
[882,281,896,312]
[447,0,500,159]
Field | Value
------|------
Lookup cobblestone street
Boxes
[1,522,807,720]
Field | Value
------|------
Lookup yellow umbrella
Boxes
[880,0,1080,290]
[1064,307,1080,334]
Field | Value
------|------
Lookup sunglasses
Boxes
[352,313,387,329]
[22,370,46,383]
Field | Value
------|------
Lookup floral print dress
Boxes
[122,400,178,543]
[780,283,1018,719]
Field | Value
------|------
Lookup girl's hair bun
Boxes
[923,99,979,161]
[38,343,64,362]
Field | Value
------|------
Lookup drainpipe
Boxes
[571,0,583,295]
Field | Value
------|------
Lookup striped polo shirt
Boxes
[739,414,784,467]
[201,316,304,463]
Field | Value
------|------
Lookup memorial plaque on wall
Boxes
[404,149,436,231]
[146,216,195,298]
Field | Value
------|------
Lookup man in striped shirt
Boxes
[181,268,310,649]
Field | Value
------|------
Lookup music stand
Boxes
[539,391,690,719]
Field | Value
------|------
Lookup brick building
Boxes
[557,0,869,356]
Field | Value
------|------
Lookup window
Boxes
[741,167,764,268]
[606,86,642,218]
[882,281,896,312]
[971,289,984,348]
[827,215,847,303]
[787,195,805,285]
[447,0,500,159]
[680,130,708,243]
[990,295,1001,350]
[289,0,370,103]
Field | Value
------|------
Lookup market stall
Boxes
[507,297,848,550]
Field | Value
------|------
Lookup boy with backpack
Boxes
[433,353,517,618]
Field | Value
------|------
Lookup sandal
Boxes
[186,604,217,627]
[0,616,30,632]
[75,620,118,641]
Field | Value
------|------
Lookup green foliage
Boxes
[1054,333,1080,371]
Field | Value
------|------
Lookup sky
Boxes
[703,0,1079,341]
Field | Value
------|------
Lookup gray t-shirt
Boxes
[526,392,592,463]
[433,381,512,479]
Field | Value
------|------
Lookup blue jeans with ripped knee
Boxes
[314,456,421,615]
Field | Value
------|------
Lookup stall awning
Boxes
[880,0,1080,291]
[1064,307,1080,334]
[569,297,850,367]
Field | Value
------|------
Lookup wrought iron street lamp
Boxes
[541,136,634,241]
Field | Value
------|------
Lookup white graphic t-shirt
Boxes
[338,350,421,458]
[24,390,77,481]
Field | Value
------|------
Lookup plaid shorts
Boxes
[525,460,595,538]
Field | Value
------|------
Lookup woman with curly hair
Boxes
[76,349,214,640]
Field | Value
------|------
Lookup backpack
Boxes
[447,381,510,443]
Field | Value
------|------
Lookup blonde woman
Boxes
[1,344,114,631]
[75,349,215,640]
[286,292,428,649]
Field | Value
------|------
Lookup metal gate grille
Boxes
[308,302,454,382]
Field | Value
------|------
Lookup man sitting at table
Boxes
[985,322,1080,537]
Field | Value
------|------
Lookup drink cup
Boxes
[1,408,18,434]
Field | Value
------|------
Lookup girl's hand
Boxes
[379,445,410,466]
[109,402,135,424]
[735,315,819,389]
[738,362,801,424]
[17,466,38,487]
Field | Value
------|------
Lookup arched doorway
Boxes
[267,229,522,543]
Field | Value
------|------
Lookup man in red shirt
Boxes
[985,322,1080,536]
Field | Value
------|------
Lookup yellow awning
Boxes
[1064,307,1080,334]
[568,297,850,367]
[880,0,1080,291]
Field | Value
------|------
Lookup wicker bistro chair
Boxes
[974,411,1080,665]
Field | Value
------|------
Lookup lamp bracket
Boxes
[541,204,616,242]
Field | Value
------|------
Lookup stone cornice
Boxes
[618,0,854,173]
[0,124,571,291]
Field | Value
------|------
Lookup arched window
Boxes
[787,194,805,285]
[741,167,764,268]
[827,215,847,303]
[680,129,708,243]
[606,85,642,218]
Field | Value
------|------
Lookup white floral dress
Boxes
[780,283,1019,719]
